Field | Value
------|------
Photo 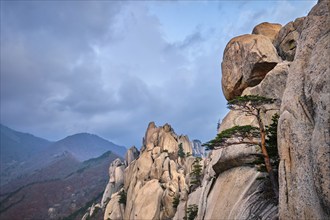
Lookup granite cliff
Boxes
[83,1,329,219]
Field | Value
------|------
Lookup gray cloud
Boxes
[1,1,316,148]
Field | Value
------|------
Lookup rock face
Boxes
[95,122,196,220]
[204,167,277,220]
[100,158,125,208]
[103,190,124,220]
[125,146,139,165]
[278,0,330,219]
[275,17,305,61]
[221,34,281,100]
[252,22,282,43]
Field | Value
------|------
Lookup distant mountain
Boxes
[0,125,126,219]
[0,151,121,220]
[0,151,81,195]
[45,133,126,161]
[0,124,52,168]
[0,125,126,186]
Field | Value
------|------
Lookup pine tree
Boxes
[178,143,185,158]
[266,113,280,170]
[118,190,127,205]
[203,95,279,198]
[184,204,198,220]
[190,157,203,188]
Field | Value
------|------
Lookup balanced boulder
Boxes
[221,34,281,100]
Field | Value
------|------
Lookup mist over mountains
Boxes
[0,124,126,219]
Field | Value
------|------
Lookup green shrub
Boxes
[190,157,203,188]
[172,195,180,209]
[118,190,127,205]
[185,204,198,220]
[178,143,185,158]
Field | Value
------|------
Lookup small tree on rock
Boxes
[203,95,279,198]
[184,204,198,220]
[178,143,185,158]
[118,189,127,205]
[190,157,203,189]
[265,113,280,170]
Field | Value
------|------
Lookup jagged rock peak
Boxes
[221,34,281,100]
[142,122,193,155]
[100,158,125,208]
[125,146,139,165]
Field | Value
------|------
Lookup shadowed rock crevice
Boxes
[249,62,278,86]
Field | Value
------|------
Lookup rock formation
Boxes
[174,1,328,219]
[100,158,125,208]
[278,0,330,219]
[252,22,282,43]
[221,34,281,100]
[121,122,195,220]
[83,1,329,219]
[83,122,200,220]
[275,17,305,61]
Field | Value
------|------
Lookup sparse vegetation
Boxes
[178,143,185,158]
[118,190,127,205]
[203,125,260,150]
[266,113,279,169]
[190,157,203,188]
[172,195,180,209]
[184,204,198,220]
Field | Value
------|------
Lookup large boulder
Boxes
[221,34,281,100]
[252,22,282,43]
[278,0,330,219]
[275,17,305,61]
[129,179,163,220]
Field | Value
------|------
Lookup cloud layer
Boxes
[1,1,316,147]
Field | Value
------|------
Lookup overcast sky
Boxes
[1,0,316,148]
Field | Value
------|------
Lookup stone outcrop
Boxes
[275,17,305,61]
[100,158,125,208]
[129,179,163,219]
[242,61,290,100]
[204,167,276,220]
[103,190,125,220]
[96,122,196,220]
[125,146,139,165]
[252,22,282,43]
[278,0,330,219]
[221,34,281,100]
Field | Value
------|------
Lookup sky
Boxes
[0,0,316,148]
